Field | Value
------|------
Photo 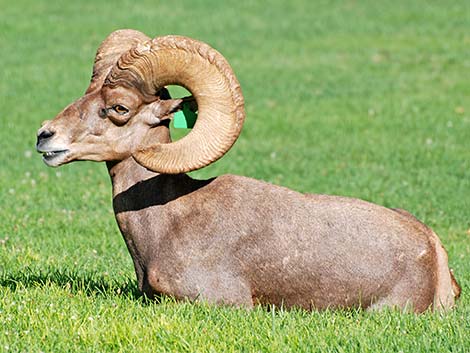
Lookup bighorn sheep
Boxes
[36,29,460,312]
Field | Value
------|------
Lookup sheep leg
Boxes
[147,265,254,308]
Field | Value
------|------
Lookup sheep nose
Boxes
[37,129,55,145]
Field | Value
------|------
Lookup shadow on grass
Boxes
[0,267,149,301]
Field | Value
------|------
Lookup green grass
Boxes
[1,0,470,351]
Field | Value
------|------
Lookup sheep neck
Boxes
[105,157,213,295]
[106,157,158,196]
[106,157,212,201]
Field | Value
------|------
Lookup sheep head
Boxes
[37,30,245,173]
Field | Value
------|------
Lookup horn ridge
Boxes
[86,29,150,94]
[106,35,245,174]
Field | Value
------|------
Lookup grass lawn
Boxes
[1,0,469,351]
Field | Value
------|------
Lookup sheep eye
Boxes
[113,105,129,115]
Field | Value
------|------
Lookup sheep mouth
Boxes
[40,149,70,166]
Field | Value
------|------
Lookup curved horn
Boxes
[85,29,150,94]
[104,35,245,174]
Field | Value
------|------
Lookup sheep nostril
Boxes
[37,129,55,143]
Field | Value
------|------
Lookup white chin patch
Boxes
[42,150,70,167]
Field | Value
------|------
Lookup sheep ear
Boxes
[157,98,186,118]
[142,96,197,127]
[141,98,184,127]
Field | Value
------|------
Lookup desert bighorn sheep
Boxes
[36,29,460,312]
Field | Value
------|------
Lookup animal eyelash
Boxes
[112,105,129,115]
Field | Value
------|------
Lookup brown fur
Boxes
[37,102,460,312]
[35,30,460,312]
[101,154,459,312]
